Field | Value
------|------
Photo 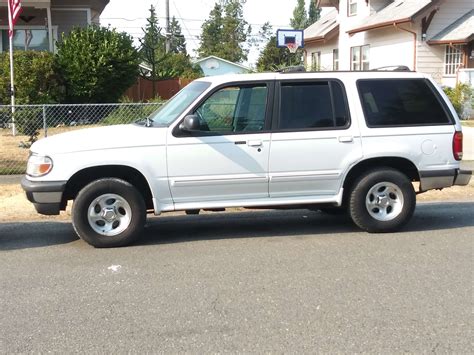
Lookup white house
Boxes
[304,0,473,87]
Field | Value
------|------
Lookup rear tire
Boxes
[72,178,146,248]
[349,168,415,233]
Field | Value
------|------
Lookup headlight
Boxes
[27,154,53,177]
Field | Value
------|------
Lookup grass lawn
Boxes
[461,120,474,127]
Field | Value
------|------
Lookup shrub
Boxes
[56,26,140,104]
[443,83,472,118]
[0,51,63,104]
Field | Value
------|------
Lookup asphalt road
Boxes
[0,202,473,353]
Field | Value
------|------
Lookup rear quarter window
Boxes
[357,79,452,127]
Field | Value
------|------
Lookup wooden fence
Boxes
[125,77,193,102]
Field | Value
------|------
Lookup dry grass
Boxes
[0,125,98,174]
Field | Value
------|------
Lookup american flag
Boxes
[8,0,23,38]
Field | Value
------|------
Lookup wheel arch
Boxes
[63,165,154,210]
[342,157,419,201]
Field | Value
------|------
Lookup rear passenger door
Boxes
[269,79,363,198]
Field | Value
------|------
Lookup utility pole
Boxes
[165,0,170,54]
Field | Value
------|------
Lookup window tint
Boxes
[279,81,349,130]
[358,79,451,127]
[195,85,267,133]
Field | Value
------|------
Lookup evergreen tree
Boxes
[140,6,201,96]
[256,36,293,72]
[221,0,251,62]
[139,5,167,97]
[168,16,187,55]
[290,0,307,29]
[197,0,251,63]
[197,3,224,59]
[307,1,321,27]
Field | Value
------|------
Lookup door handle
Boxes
[338,136,353,143]
[247,140,263,147]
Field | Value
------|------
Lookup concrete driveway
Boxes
[462,125,474,160]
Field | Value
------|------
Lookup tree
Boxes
[197,3,224,59]
[291,0,307,29]
[197,0,251,63]
[56,26,139,103]
[139,6,202,91]
[168,16,187,55]
[256,36,293,72]
[307,1,321,26]
[139,5,167,97]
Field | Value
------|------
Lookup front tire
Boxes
[72,178,146,248]
[349,168,415,233]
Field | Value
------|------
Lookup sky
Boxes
[100,0,298,67]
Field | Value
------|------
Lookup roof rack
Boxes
[371,65,412,72]
[277,66,306,73]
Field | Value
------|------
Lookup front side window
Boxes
[351,45,370,71]
[358,79,451,127]
[150,81,211,125]
[444,45,464,75]
[279,81,350,130]
[194,85,268,133]
[348,0,358,16]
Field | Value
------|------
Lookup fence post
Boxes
[43,105,48,138]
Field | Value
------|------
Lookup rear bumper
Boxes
[419,168,472,191]
[21,177,67,215]
[454,169,472,186]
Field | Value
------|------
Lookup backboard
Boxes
[276,29,304,52]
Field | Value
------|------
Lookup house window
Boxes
[333,49,339,70]
[351,45,370,71]
[311,52,321,71]
[1,29,50,51]
[348,0,358,16]
[444,45,464,75]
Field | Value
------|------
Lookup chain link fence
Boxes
[0,103,163,175]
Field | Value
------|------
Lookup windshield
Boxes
[149,81,211,125]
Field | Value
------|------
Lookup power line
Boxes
[102,16,290,28]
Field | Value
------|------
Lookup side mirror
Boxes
[179,114,200,131]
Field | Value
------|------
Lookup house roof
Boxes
[304,9,339,44]
[194,56,251,71]
[347,0,436,35]
[428,9,474,45]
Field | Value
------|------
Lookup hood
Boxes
[31,124,168,155]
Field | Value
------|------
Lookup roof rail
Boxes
[277,66,306,73]
[371,65,412,72]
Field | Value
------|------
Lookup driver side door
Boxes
[167,82,274,206]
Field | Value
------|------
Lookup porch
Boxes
[0,0,108,52]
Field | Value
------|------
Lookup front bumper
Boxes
[419,168,472,191]
[21,177,67,215]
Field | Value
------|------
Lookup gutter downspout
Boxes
[394,24,417,71]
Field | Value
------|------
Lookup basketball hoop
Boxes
[286,42,298,54]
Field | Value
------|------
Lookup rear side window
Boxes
[357,79,451,127]
[279,81,350,130]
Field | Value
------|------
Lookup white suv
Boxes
[22,70,472,247]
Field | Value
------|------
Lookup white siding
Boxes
[305,37,338,71]
[366,26,415,70]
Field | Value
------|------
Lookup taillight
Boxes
[453,131,463,161]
